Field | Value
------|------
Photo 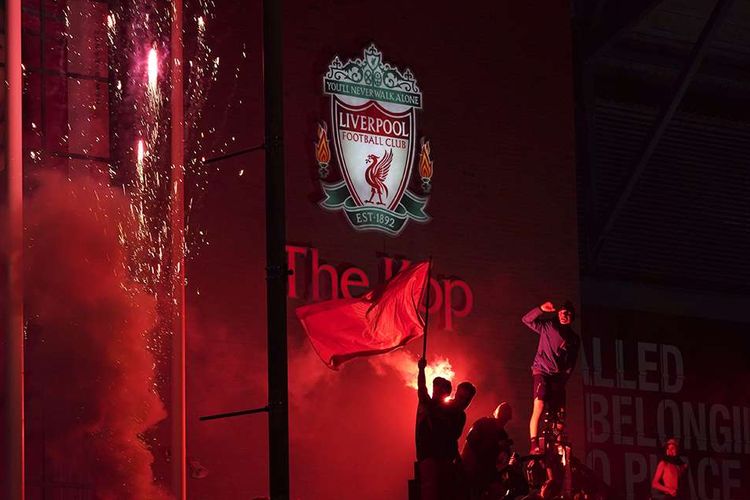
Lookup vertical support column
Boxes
[4,0,25,499]
[169,0,186,498]
[263,0,290,498]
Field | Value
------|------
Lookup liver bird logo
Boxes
[364,149,393,205]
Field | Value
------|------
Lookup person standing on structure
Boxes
[521,300,579,455]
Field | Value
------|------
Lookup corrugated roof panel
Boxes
[590,100,750,291]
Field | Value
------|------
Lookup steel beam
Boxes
[263,0,290,498]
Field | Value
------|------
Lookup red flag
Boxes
[296,261,429,369]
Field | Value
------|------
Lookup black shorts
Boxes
[533,373,567,409]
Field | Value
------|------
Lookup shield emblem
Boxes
[331,97,415,212]
[317,45,432,236]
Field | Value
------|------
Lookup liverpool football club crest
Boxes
[315,44,433,236]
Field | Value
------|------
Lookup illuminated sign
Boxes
[315,45,432,236]
[286,245,474,330]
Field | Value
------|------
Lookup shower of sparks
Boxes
[147,46,158,90]
[106,13,117,46]
[99,0,225,391]
[184,0,221,254]
[146,45,162,112]
[103,2,174,379]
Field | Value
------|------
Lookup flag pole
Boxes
[263,0,290,497]
[421,257,433,359]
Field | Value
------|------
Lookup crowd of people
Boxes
[414,300,578,500]
[413,300,689,500]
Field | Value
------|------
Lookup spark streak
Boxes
[147,46,158,93]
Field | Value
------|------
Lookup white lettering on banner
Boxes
[637,342,659,392]
[584,337,749,499]
[624,453,648,500]
[710,404,732,453]
[683,402,708,451]
[697,458,720,500]
[616,339,637,389]
[579,347,592,385]
[722,459,741,498]
[585,394,749,454]
[585,393,611,443]
[613,395,634,446]
[588,338,683,391]
[635,396,657,447]
[590,451,744,500]
[661,344,684,393]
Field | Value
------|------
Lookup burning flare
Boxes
[316,122,331,166]
[370,350,455,397]
[409,356,455,396]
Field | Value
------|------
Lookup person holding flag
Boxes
[415,356,454,500]
[297,260,481,499]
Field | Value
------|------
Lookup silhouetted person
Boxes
[416,357,454,500]
[522,300,579,455]
[651,438,688,499]
[460,402,513,499]
[446,381,477,500]
[447,382,477,454]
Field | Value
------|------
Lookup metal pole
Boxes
[169,0,186,498]
[4,0,25,498]
[263,0,290,497]
[421,258,432,359]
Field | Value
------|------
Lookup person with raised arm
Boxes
[416,357,454,500]
[521,300,580,455]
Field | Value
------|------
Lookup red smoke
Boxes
[21,172,168,499]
